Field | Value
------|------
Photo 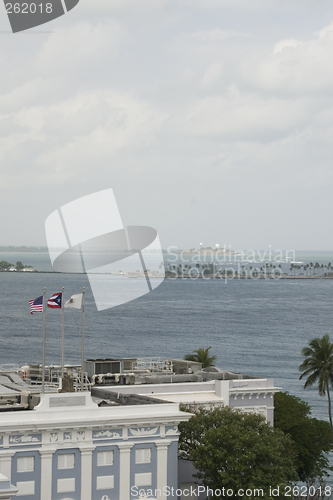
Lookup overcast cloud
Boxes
[0,0,333,250]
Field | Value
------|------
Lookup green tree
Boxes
[184,346,217,368]
[299,335,333,440]
[0,260,13,269]
[274,392,333,482]
[15,261,24,270]
[178,406,297,500]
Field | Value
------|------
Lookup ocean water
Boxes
[1,252,333,425]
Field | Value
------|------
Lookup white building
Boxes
[0,392,191,500]
[95,377,279,426]
[91,367,280,500]
[0,359,281,500]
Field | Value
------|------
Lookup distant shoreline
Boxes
[0,247,48,253]
[2,271,333,279]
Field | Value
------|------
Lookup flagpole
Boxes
[42,287,46,394]
[61,287,65,379]
[81,287,85,391]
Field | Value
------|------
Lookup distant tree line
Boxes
[0,246,48,252]
[0,260,32,270]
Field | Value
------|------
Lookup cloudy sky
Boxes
[1,0,333,250]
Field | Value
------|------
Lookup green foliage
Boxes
[184,346,217,368]
[178,406,297,500]
[0,260,13,269]
[299,335,333,440]
[0,260,31,270]
[274,392,333,482]
[274,391,311,429]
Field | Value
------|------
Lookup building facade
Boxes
[0,359,281,500]
[0,392,191,500]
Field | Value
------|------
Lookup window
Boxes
[96,475,114,490]
[135,448,151,464]
[58,453,75,469]
[17,456,35,473]
[135,473,152,487]
[97,450,113,466]
[16,481,35,496]
[57,478,75,493]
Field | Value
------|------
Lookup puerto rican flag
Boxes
[47,292,62,309]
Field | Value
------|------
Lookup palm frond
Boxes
[299,335,333,433]
[184,347,217,368]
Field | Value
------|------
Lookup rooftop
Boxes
[0,392,191,430]
[0,356,276,413]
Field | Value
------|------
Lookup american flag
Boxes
[29,296,43,314]
[47,292,62,309]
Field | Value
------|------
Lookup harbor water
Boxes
[1,251,333,423]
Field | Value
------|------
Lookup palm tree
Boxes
[299,334,333,440]
[314,262,320,275]
[184,347,217,368]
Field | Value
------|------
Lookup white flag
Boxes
[65,293,83,309]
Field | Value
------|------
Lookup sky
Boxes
[1,0,333,250]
